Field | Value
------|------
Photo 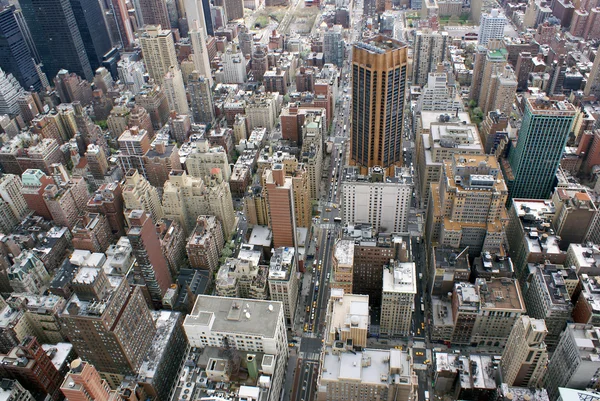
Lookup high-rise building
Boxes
[323,25,344,67]
[188,71,214,124]
[139,26,178,83]
[117,127,151,177]
[60,359,113,401]
[220,45,247,83]
[300,113,324,200]
[0,6,41,90]
[341,166,413,233]
[69,0,112,71]
[0,337,63,401]
[43,169,89,230]
[501,316,548,388]
[59,268,156,384]
[545,324,600,401]
[0,174,29,232]
[18,0,93,80]
[184,139,230,181]
[127,210,173,308]
[107,0,134,49]
[268,247,298,326]
[472,48,517,116]
[163,66,190,115]
[122,169,164,224]
[426,155,508,255]
[350,36,407,174]
[0,379,35,401]
[0,68,24,116]
[186,215,224,272]
[585,49,600,98]
[503,96,576,201]
[264,164,295,248]
[189,20,213,86]
[318,347,416,401]
[138,0,170,28]
[418,72,463,112]
[478,9,507,45]
[324,290,369,347]
[412,30,448,86]
[162,169,235,236]
[380,262,416,338]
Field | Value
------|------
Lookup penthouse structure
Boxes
[325,290,370,348]
[380,262,416,338]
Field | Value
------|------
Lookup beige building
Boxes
[216,247,268,299]
[380,262,416,338]
[318,346,416,401]
[426,154,508,256]
[246,92,280,132]
[416,112,483,210]
[0,174,29,229]
[183,139,231,181]
[332,240,354,294]
[268,247,298,326]
[501,316,548,387]
[162,169,235,236]
[5,293,66,344]
[186,215,224,272]
[301,113,324,200]
[122,169,164,224]
[189,19,213,87]
[163,66,190,116]
[325,290,369,348]
[139,25,178,83]
[472,48,516,116]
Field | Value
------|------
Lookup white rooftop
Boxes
[383,262,417,294]
[334,240,354,266]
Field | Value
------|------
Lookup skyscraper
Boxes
[69,0,112,71]
[264,164,296,248]
[503,96,575,200]
[184,0,208,37]
[412,30,448,86]
[501,316,548,388]
[350,35,407,175]
[0,6,41,90]
[0,68,24,116]
[478,9,507,45]
[18,0,93,80]
[139,25,178,83]
[188,70,214,124]
[189,20,212,86]
[163,66,190,115]
[107,0,134,49]
[138,0,171,29]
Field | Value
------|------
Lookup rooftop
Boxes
[321,347,414,386]
[185,296,283,338]
[328,292,369,334]
[269,247,295,280]
[138,310,181,380]
[476,278,525,312]
[334,240,354,267]
[355,35,407,54]
[383,262,417,294]
[342,166,413,185]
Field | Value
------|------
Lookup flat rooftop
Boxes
[477,278,525,312]
[383,262,416,294]
[356,35,407,53]
[329,293,369,333]
[334,240,354,267]
[321,348,413,386]
[185,296,283,338]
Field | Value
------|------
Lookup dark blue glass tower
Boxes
[70,0,113,71]
[0,5,41,90]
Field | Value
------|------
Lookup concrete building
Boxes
[0,379,35,401]
[162,169,235,236]
[59,269,156,386]
[412,31,449,86]
[60,359,113,401]
[325,290,369,348]
[501,316,549,388]
[573,274,600,325]
[503,97,576,201]
[318,347,416,401]
[524,263,574,350]
[246,92,279,132]
[184,139,230,181]
[220,45,247,83]
[188,71,214,124]
[565,244,600,276]
[545,324,600,401]
[127,210,173,308]
[0,174,28,232]
[4,293,66,344]
[551,189,597,248]
[117,127,151,178]
[163,66,189,116]
[183,296,288,401]
[71,213,113,253]
[416,113,483,210]
[8,251,49,294]
[418,73,463,112]
[380,262,416,338]
[268,247,298,326]
[323,25,344,67]
[301,113,324,200]
[351,36,408,175]
[189,20,212,87]
[478,10,507,45]
[139,26,178,83]
[216,252,268,299]
[264,165,296,248]
[506,199,566,285]
[186,215,225,273]
[332,240,354,294]
[122,169,164,224]
[0,68,23,116]
[426,155,508,256]
[429,246,470,297]
[341,166,413,233]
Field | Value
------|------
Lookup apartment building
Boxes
[380,262,416,338]
[324,290,369,348]
[268,247,298,326]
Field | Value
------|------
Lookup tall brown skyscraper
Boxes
[59,268,156,387]
[350,35,408,175]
